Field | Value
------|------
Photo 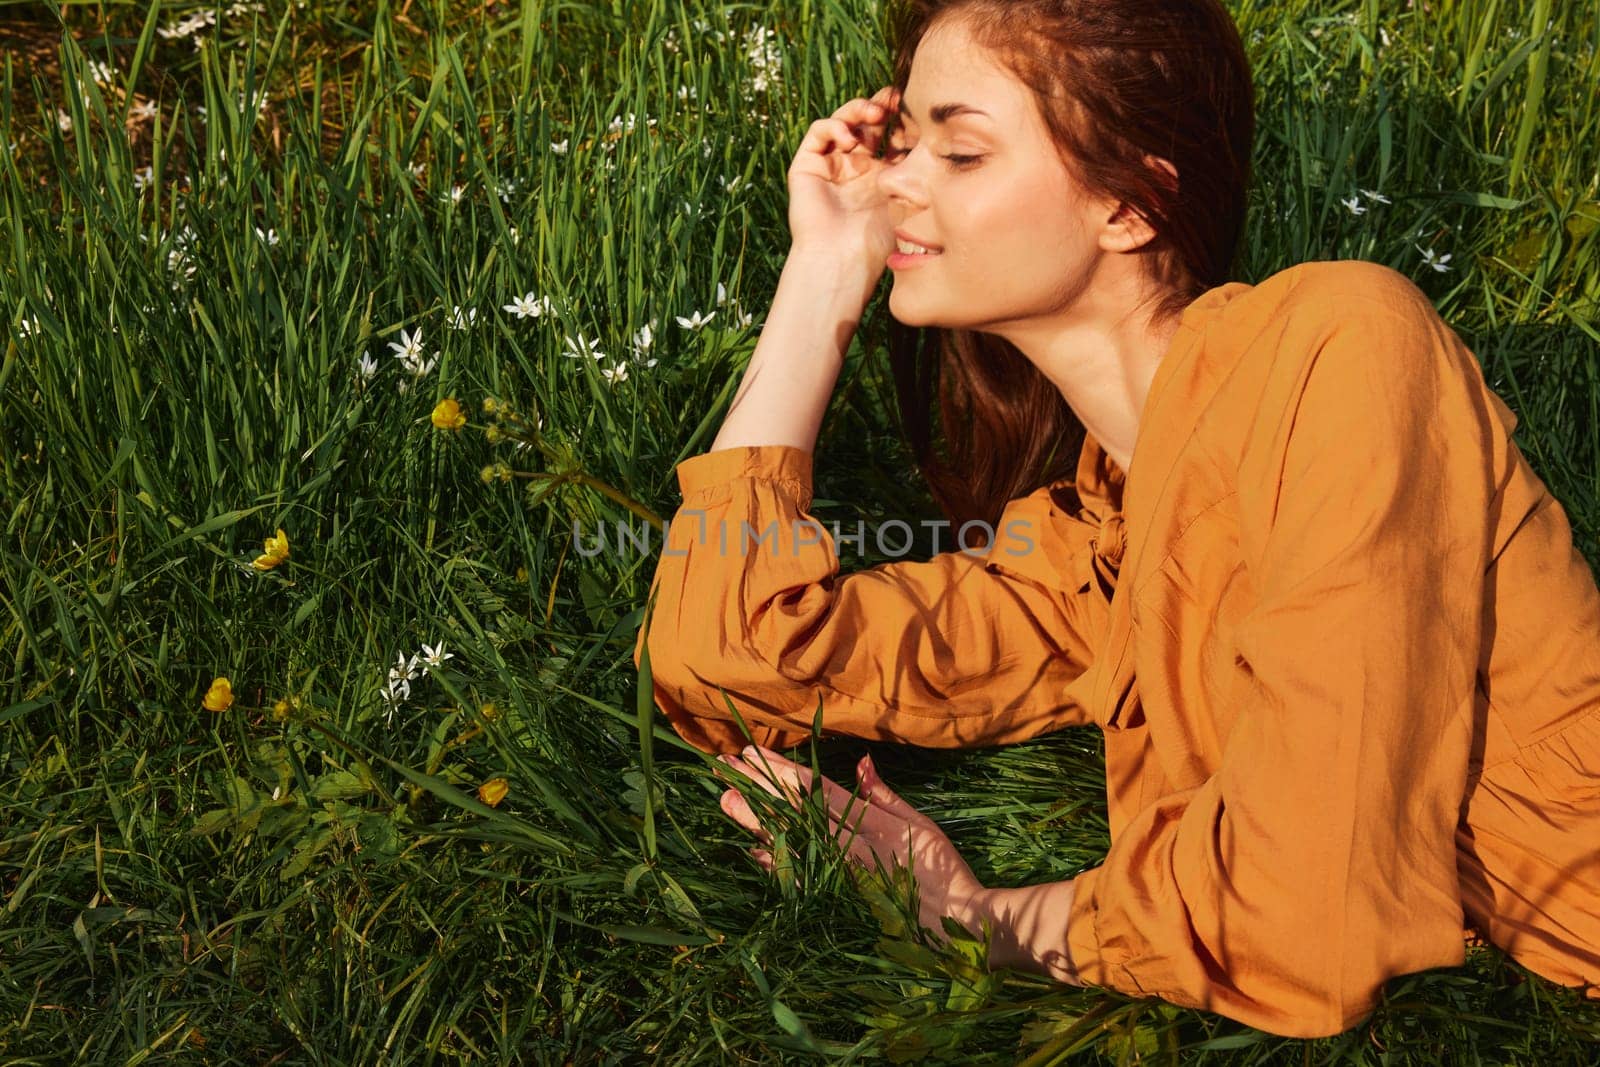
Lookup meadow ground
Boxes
[2,0,1598,1061]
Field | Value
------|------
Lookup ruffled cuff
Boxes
[674,445,815,509]
[1062,865,1150,996]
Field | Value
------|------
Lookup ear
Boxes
[1098,155,1178,254]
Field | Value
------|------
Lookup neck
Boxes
[995,272,1181,478]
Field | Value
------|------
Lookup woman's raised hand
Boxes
[786,86,902,282]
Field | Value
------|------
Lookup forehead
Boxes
[899,19,1026,126]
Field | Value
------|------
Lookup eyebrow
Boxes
[897,100,992,125]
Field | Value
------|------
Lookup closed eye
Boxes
[884,144,983,170]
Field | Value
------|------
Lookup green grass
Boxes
[2,0,1598,1060]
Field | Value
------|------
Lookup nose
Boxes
[876,149,927,212]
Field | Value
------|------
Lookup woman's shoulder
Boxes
[1207,258,1488,479]
[1245,258,1443,331]
[1195,259,1458,393]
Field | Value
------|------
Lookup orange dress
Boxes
[633,259,1600,1037]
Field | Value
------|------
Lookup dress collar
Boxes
[1059,280,1255,520]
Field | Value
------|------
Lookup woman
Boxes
[632,0,1600,1038]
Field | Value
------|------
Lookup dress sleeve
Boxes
[1061,290,1497,1037]
[633,445,1110,755]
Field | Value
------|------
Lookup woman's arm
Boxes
[709,246,880,454]
[634,443,1108,755]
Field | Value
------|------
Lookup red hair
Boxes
[882,0,1255,538]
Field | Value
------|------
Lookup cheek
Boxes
[953,174,1080,260]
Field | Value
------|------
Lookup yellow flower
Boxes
[478,776,509,807]
[252,528,290,571]
[202,676,233,712]
[271,697,294,722]
[431,397,467,431]
[479,701,500,722]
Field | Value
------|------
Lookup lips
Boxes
[893,229,941,252]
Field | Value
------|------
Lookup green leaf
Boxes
[311,769,371,801]
[189,809,236,837]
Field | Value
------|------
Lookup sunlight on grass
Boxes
[1,0,1597,1059]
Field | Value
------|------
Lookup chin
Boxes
[887,291,945,330]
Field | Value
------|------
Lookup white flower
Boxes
[631,321,654,353]
[601,363,630,385]
[502,292,554,319]
[420,642,454,668]
[496,177,520,203]
[715,283,730,307]
[729,306,755,329]
[508,226,521,246]
[549,139,569,155]
[132,165,154,193]
[87,59,115,86]
[408,161,426,180]
[271,786,282,801]
[388,326,425,365]
[448,305,478,330]
[1360,188,1391,204]
[56,109,72,132]
[238,88,269,121]
[18,316,39,338]
[380,678,408,722]
[676,84,697,101]
[167,247,196,279]
[441,184,465,205]
[721,175,743,194]
[357,350,379,383]
[744,25,783,92]
[1340,195,1366,216]
[254,226,279,246]
[387,327,437,377]
[563,333,605,360]
[1416,245,1453,273]
[157,9,215,39]
[675,309,716,330]
[393,652,422,682]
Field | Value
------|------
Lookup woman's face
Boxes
[876,17,1123,332]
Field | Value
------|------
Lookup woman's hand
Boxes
[714,744,987,947]
[786,86,902,285]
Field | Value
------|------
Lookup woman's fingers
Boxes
[855,754,930,827]
[811,87,901,159]
[719,787,773,846]
[829,85,900,124]
[721,750,894,866]
[798,116,867,160]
